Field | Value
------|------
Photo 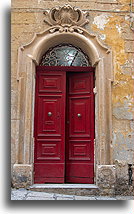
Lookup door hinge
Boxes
[93,87,97,94]
[94,139,96,144]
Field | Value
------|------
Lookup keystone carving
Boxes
[43,4,89,33]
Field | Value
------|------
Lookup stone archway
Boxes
[12,5,115,194]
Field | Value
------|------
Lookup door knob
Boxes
[77,113,81,117]
[48,112,52,117]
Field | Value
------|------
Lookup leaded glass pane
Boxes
[40,44,91,66]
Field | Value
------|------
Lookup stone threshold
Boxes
[29,184,99,196]
[30,184,98,188]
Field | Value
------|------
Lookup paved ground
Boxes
[11,189,133,200]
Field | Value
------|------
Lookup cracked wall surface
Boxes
[91,9,134,166]
[11,0,134,194]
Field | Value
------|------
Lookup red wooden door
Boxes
[34,66,94,184]
[34,67,66,183]
[65,72,94,183]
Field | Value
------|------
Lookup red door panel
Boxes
[69,74,91,94]
[34,66,94,184]
[66,72,94,183]
[69,140,91,160]
[69,97,91,136]
[37,97,62,135]
[34,69,66,183]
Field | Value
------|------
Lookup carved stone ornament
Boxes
[43,4,89,33]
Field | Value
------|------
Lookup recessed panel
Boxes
[44,78,57,88]
[39,74,63,92]
[69,74,91,94]
[36,140,61,160]
[74,79,86,90]
[69,141,91,160]
[37,96,61,135]
[43,99,58,132]
[69,97,91,137]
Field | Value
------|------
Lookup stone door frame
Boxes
[12,24,115,190]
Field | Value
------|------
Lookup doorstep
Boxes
[29,184,99,196]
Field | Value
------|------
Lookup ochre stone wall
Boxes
[11,0,134,194]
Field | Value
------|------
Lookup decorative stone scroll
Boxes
[43,4,89,33]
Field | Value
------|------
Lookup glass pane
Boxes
[40,44,91,66]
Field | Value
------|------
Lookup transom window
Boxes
[40,44,91,66]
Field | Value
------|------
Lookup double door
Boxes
[34,66,94,184]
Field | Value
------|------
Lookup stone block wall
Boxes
[97,165,116,196]
[11,0,134,195]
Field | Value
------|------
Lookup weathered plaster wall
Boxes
[11,0,134,194]
[91,10,134,163]
[89,1,134,194]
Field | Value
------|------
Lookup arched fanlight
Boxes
[40,44,91,66]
